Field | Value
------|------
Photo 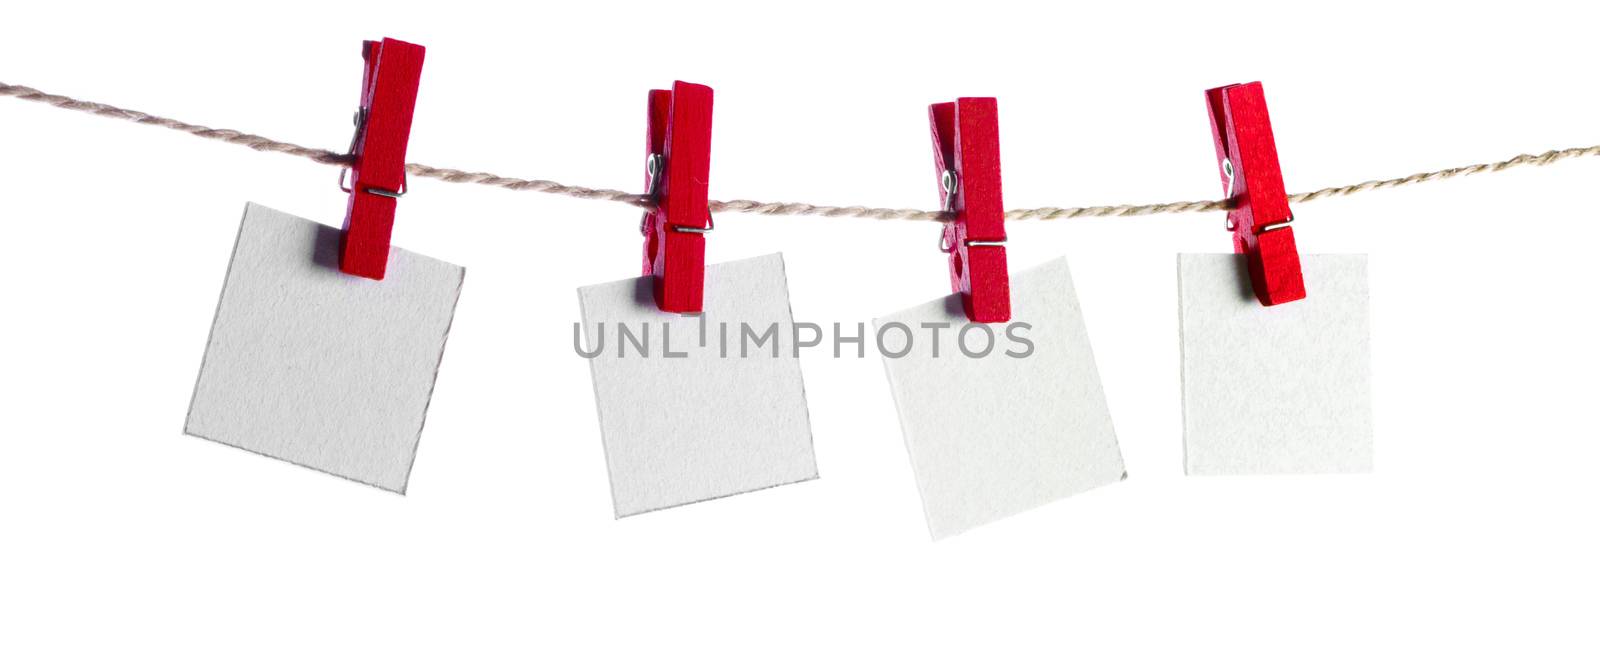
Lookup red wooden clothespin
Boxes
[639,81,714,313]
[931,97,1010,323]
[1206,81,1305,305]
[339,38,426,280]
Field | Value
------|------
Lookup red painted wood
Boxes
[340,38,425,280]
[930,98,1010,323]
[641,81,713,313]
[1205,82,1305,305]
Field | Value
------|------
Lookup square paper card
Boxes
[186,203,464,492]
[1179,254,1373,475]
[577,254,818,517]
[878,258,1125,540]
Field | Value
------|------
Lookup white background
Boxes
[2,1,1597,667]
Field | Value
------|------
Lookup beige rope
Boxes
[5,81,1598,222]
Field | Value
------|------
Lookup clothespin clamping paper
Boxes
[1205,81,1306,305]
[640,81,714,313]
[931,97,1010,323]
[339,37,426,280]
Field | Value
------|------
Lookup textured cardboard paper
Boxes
[877,258,1125,540]
[1179,253,1373,475]
[185,203,464,492]
[578,254,818,517]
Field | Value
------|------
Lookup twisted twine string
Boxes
[5,81,1598,223]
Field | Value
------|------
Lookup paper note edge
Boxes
[183,202,255,441]
[576,282,630,519]
[769,252,821,485]
[395,263,467,496]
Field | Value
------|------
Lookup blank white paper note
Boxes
[578,254,818,517]
[877,257,1125,540]
[1179,254,1373,475]
[185,203,464,492]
